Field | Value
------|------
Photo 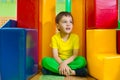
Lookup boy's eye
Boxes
[62,21,67,23]
[62,21,73,23]
[70,21,73,23]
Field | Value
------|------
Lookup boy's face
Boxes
[57,15,73,34]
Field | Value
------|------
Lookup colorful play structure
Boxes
[0,0,120,80]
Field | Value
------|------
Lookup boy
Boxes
[41,11,87,77]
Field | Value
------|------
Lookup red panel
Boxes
[86,0,118,29]
[85,0,95,28]
[17,0,39,29]
[117,30,120,54]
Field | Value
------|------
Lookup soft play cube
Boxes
[0,20,38,80]
[87,29,120,80]
[0,28,26,80]
[86,0,118,29]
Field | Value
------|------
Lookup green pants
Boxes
[41,56,87,73]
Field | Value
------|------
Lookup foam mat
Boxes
[39,75,64,80]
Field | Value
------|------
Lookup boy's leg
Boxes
[41,56,87,74]
[41,57,59,73]
[75,67,88,77]
[68,56,88,77]
[68,56,87,69]
[42,67,58,75]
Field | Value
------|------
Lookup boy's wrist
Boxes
[62,60,68,65]
[59,61,63,64]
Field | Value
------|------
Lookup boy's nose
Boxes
[66,24,70,26]
[66,22,71,25]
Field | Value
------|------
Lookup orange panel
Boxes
[72,0,85,56]
[39,0,56,64]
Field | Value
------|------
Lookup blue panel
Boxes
[0,28,26,80]
[1,20,17,28]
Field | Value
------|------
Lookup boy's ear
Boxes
[56,24,60,31]
[56,24,58,26]
[56,24,59,28]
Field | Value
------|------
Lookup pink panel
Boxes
[26,29,38,64]
[96,0,118,28]
[86,0,118,29]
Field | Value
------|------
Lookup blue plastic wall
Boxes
[0,28,26,80]
[1,20,17,28]
[0,20,38,80]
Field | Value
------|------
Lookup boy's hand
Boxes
[59,62,71,76]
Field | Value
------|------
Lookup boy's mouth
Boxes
[66,28,70,30]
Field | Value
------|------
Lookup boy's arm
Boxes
[52,48,63,64]
[53,48,72,76]
[62,49,79,64]
[59,49,78,75]
[52,47,79,65]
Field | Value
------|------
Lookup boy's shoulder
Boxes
[71,33,79,38]
[52,32,60,39]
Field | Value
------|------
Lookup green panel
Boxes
[56,0,65,15]
[118,20,120,29]
[65,0,71,12]
[0,1,16,16]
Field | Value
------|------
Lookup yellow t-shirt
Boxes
[50,32,79,60]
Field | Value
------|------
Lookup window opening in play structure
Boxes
[56,0,71,32]
[0,0,17,27]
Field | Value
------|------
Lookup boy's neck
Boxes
[60,32,71,41]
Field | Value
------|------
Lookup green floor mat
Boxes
[39,75,64,80]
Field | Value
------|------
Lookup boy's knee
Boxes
[42,57,50,63]
[77,56,86,61]
[41,57,51,66]
[77,56,87,66]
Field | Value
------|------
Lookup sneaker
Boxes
[75,67,88,77]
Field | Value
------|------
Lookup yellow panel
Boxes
[88,53,120,80]
[87,53,103,79]
[87,29,116,53]
[86,29,120,80]
[39,0,56,60]
[72,0,85,56]
[104,56,120,80]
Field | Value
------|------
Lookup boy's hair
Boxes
[55,11,74,24]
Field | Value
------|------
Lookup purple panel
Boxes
[26,29,38,75]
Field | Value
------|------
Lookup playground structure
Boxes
[0,0,120,80]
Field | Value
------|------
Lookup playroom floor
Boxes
[29,72,97,80]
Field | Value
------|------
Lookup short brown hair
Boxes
[55,11,74,24]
